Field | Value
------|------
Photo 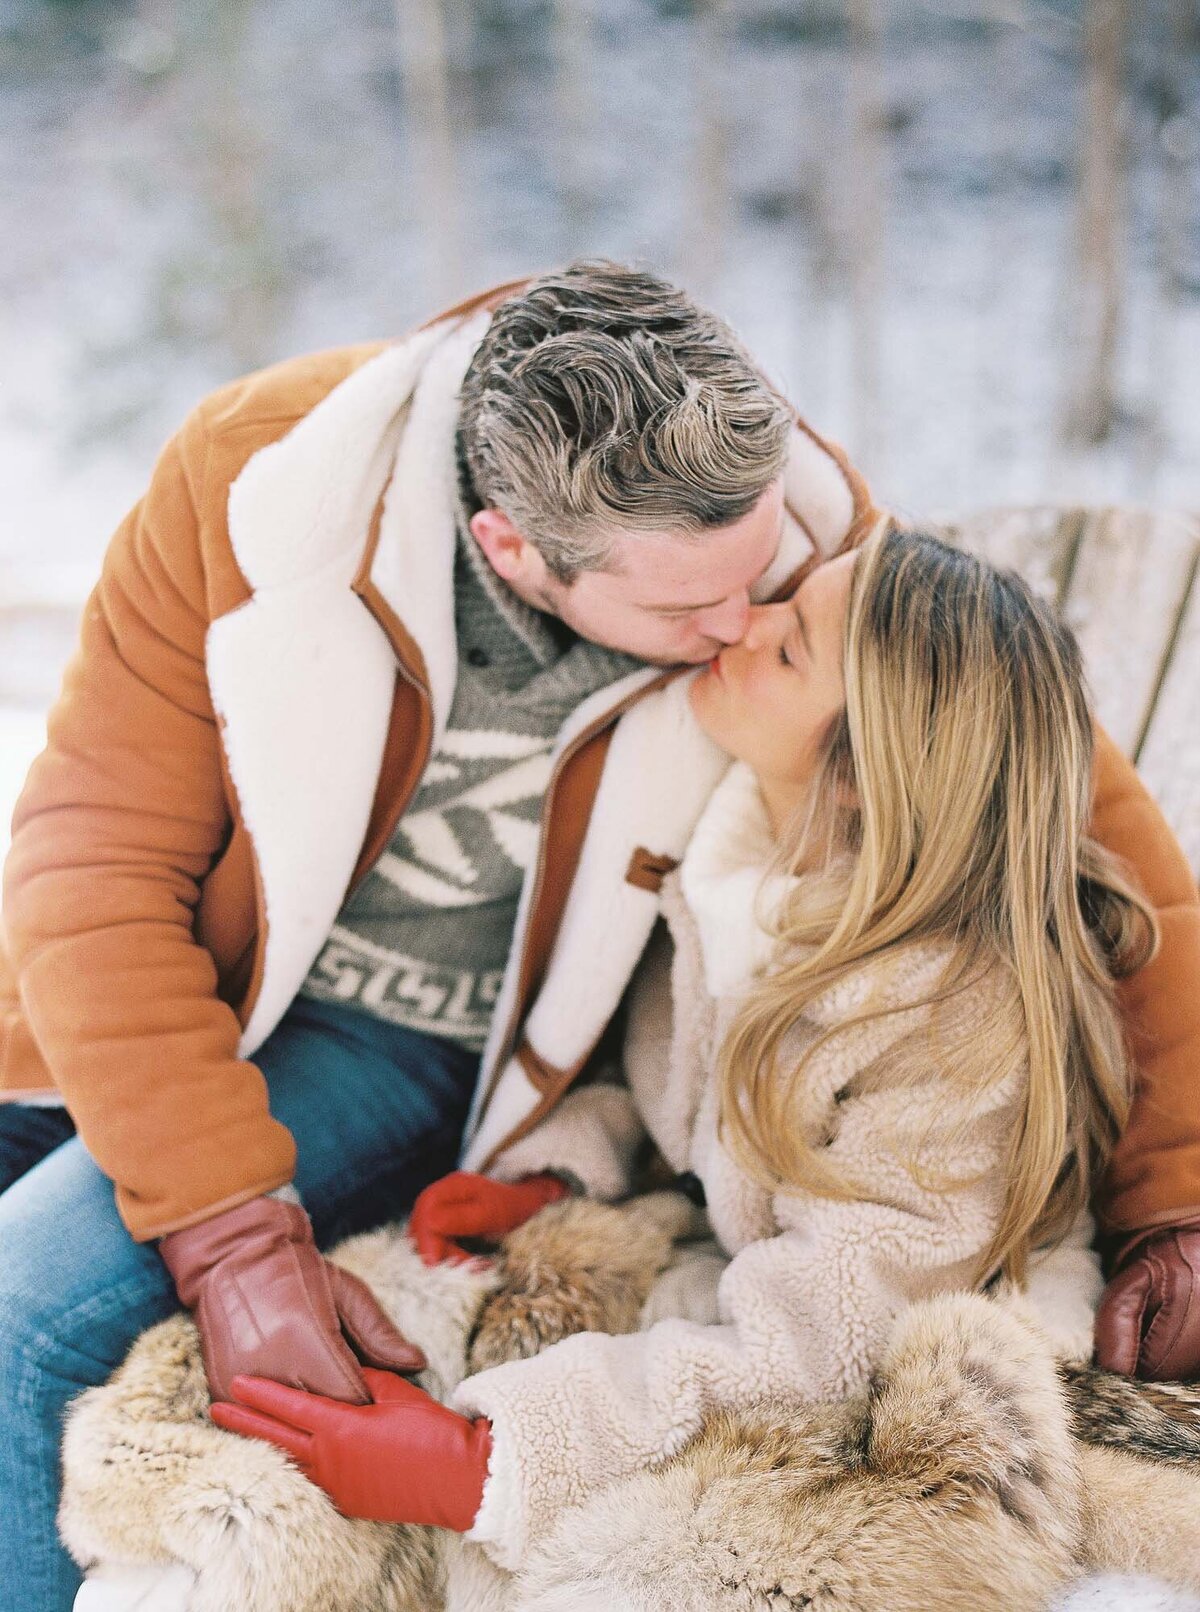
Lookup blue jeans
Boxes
[0,996,478,1612]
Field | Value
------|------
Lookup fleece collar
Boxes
[679,761,789,999]
[207,312,488,1053]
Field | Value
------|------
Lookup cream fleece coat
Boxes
[453,761,1104,1569]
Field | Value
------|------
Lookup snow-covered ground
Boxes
[0,706,46,861]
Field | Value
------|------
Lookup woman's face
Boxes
[688,550,856,804]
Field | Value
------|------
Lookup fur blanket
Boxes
[60,1193,1200,1612]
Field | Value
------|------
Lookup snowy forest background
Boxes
[0,0,1198,816]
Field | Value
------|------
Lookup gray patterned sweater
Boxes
[299,498,641,1051]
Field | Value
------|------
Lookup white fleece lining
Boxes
[521,675,730,1065]
[208,568,399,1054]
[783,426,857,554]
[465,661,665,1141]
[368,310,492,749]
[210,315,471,1054]
[464,1411,525,1572]
[224,329,447,589]
[461,1062,546,1181]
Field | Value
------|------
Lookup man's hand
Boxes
[210,1367,492,1531]
[1094,1219,1200,1381]
[159,1196,426,1404]
[408,1170,572,1267]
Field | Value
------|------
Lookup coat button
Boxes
[467,647,490,668]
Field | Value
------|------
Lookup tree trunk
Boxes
[1066,0,1130,445]
[393,0,466,302]
[684,0,732,299]
[845,0,886,480]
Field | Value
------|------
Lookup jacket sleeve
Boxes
[1088,725,1200,1236]
[486,1080,645,1200]
[1,406,296,1241]
[451,1064,1021,1569]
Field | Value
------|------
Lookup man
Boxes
[0,262,1196,1610]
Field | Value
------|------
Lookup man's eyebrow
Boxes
[637,507,788,615]
[640,594,732,616]
[793,599,813,657]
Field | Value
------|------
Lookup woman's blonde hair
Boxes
[718,519,1158,1283]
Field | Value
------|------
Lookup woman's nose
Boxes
[740,603,785,652]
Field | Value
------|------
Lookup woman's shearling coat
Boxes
[452,762,1104,1570]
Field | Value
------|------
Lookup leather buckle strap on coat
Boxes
[625,848,681,895]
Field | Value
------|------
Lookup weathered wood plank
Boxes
[1134,549,1200,875]
[1057,509,1199,758]
[932,503,1198,870]
[937,506,1081,605]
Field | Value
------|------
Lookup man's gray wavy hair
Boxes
[457,260,794,582]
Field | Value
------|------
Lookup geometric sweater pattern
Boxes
[300,503,642,1051]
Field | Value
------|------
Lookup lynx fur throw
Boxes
[61,1193,1200,1612]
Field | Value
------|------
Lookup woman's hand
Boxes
[408,1170,572,1267]
[210,1367,492,1531]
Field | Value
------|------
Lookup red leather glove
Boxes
[1095,1218,1200,1381]
[210,1366,492,1531]
[408,1170,572,1268]
[159,1196,426,1404]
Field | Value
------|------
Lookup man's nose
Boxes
[739,603,783,652]
[696,591,752,645]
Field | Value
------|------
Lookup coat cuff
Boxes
[460,1406,528,1570]
[453,1344,598,1569]
[488,1084,643,1202]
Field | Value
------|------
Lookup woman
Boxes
[212,520,1156,1570]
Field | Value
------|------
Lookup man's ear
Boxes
[470,509,543,587]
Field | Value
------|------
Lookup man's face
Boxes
[471,478,787,665]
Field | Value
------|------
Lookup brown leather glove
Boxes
[159,1195,427,1404]
[1094,1217,1200,1381]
